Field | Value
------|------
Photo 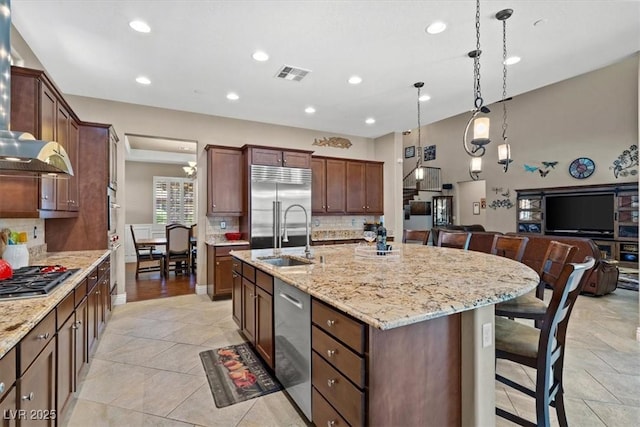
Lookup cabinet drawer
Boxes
[98,259,110,278]
[242,263,255,283]
[74,276,88,305]
[0,347,16,403]
[256,269,273,294]
[19,310,55,376]
[312,352,364,427]
[232,258,242,274]
[312,299,365,355]
[216,244,249,257]
[312,325,365,388]
[87,267,99,292]
[56,291,75,329]
[312,387,349,427]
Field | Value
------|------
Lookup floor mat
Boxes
[618,271,639,291]
[200,343,282,408]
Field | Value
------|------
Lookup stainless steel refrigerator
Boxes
[250,164,312,249]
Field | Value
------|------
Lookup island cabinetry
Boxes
[311,157,346,214]
[311,299,366,427]
[206,146,244,216]
[56,292,75,415]
[17,310,57,427]
[345,161,384,215]
[231,259,243,327]
[310,298,462,426]
[207,244,250,300]
[247,146,311,169]
[232,259,275,369]
[0,347,16,425]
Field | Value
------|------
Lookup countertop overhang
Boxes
[230,244,539,330]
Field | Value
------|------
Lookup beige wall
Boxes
[403,54,639,232]
[374,132,403,237]
[124,161,187,224]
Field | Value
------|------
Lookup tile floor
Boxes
[62,288,640,426]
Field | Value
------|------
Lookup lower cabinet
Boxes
[233,258,275,369]
[207,245,249,300]
[56,312,75,417]
[0,386,17,427]
[17,337,56,427]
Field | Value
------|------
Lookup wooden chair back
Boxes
[491,235,528,262]
[130,225,163,277]
[402,229,430,245]
[536,240,578,298]
[436,231,471,250]
[166,224,190,254]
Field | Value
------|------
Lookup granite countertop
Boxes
[230,244,539,330]
[0,250,110,359]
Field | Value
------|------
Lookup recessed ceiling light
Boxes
[135,76,151,85]
[504,56,521,65]
[129,20,151,33]
[348,75,362,85]
[365,118,375,125]
[426,21,447,35]
[252,51,269,62]
[226,92,239,101]
[304,106,316,114]
[419,94,431,102]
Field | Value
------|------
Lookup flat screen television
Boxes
[545,193,614,235]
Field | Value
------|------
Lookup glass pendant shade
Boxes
[472,117,490,145]
[415,166,424,181]
[470,157,482,173]
[498,143,511,164]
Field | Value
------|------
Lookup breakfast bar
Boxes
[231,243,539,426]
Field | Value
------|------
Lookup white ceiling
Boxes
[10,0,640,145]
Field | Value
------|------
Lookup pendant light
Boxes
[414,81,425,181]
[496,8,513,172]
[464,0,490,181]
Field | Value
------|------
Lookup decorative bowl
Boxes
[225,232,242,241]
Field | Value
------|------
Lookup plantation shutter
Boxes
[153,177,195,224]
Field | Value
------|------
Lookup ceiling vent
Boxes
[275,65,311,82]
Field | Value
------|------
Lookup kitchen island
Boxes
[231,243,539,426]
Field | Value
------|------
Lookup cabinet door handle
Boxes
[327,205,330,209]
[326,349,336,358]
[362,206,365,209]
[327,421,336,427]
[36,332,50,340]
[42,195,48,200]
[366,206,370,209]
[212,204,216,208]
[0,382,4,394]
[75,320,82,325]
[327,378,336,388]
[326,319,335,327]
[232,273,238,278]
[216,262,220,265]
[322,205,325,209]
[22,392,34,401]
[71,324,78,330]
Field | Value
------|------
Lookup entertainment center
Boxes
[516,183,638,268]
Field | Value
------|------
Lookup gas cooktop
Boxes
[0,266,80,301]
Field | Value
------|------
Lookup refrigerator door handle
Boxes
[273,200,282,251]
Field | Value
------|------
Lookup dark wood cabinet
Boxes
[255,286,274,368]
[249,147,311,169]
[206,146,244,216]
[56,312,75,416]
[0,385,16,427]
[74,297,88,379]
[207,245,250,300]
[0,347,16,424]
[232,260,243,327]
[241,278,256,343]
[345,160,383,215]
[17,337,56,427]
[312,157,346,214]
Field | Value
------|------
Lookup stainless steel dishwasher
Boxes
[274,277,311,421]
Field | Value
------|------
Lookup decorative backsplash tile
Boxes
[0,219,45,248]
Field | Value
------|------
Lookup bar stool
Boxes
[402,229,430,245]
[436,231,471,250]
[491,234,528,261]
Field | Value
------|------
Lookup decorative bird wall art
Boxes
[524,164,538,173]
[525,161,558,177]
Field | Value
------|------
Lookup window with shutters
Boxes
[153,177,195,224]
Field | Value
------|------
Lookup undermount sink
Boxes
[257,256,313,267]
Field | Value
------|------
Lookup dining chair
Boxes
[130,225,164,278]
[190,223,198,273]
[436,230,471,250]
[495,256,595,427]
[402,229,430,245]
[165,223,191,277]
[496,241,578,327]
[491,235,528,262]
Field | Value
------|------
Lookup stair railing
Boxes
[403,166,442,192]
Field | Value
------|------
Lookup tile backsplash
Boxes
[0,218,47,260]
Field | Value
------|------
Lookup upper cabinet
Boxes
[206,146,244,216]
[312,157,346,214]
[7,66,81,218]
[247,146,312,169]
[346,160,383,215]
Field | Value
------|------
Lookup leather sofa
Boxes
[430,226,618,295]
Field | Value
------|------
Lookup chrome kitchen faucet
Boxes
[282,204,312,259]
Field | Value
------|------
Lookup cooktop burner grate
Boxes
[0,266,80,300]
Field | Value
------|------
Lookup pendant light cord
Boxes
[473,0,483,110]
[502,19,508,142]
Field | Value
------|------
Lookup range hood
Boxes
[0,0,73,175]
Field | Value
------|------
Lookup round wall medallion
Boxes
[569,157,595,179]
